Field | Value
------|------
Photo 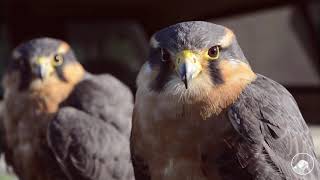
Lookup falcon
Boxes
[131,21,320,180]
[2,38,134,180]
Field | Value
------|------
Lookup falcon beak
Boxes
[175,50,202,89]
[33,56,55,80]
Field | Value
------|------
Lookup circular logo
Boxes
[291,153,315,176]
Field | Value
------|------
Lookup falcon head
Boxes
[137,21,256,106]
[3,38,84,91]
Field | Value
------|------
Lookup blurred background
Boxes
[0,0,319,179]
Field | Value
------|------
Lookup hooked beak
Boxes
[33,56,54,80]
[176,50,202,89]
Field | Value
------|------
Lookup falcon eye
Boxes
[161,48,171,62]
[53,54,64,66]
[207,46,220,60]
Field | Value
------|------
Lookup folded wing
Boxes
[48,74,134,180]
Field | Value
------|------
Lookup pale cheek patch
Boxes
[137,57,214,103]
[156,60,256,118]
[161,77,186,99]
[62,63,85,84]
[161,72,213,103]
[29,74,65,91]
[219,60,256,82]
[137,58,255,119]
[228,59,242,67]
[198,60,256,117]
[28,64,84,113]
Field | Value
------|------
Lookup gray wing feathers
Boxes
[228,74,319,179]
[62,74,133,136]
[48,74,134,180]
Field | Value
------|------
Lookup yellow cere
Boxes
[36,57,46,65]
[175,50,203,76]
[34,56,55,78]
[175,48,220,66]
[180,50,195,59]
[175,50,199,67]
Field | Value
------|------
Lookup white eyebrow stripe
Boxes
[219,28,234,48]
[12,50,21,59]
[57,42,70,54]
[150,36,160,48]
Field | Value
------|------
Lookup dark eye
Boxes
[161,48,171,62]
[208,46,220,59]
[53,54,64,66]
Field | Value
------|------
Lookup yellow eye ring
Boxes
[53,54,64,66]
[207,46,220,60]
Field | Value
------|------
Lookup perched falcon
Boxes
[2,38,134,180]
[131,21,320,180]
